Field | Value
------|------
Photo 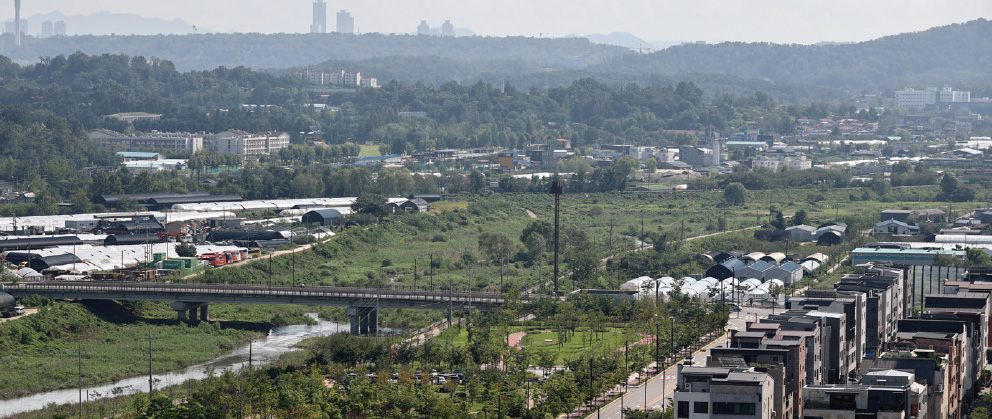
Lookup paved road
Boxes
[584,305,775,419]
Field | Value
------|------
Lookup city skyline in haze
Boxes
[2,0,991,45]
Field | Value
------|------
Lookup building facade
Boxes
[311,0,327,33]
[336,10,354,34]
[89,130,204,154]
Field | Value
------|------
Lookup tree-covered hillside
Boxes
[591,19,992,91]
[4,19,991,95]
[1,33,627,72]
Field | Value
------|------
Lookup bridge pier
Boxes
[199,305,209,321]
[171,302,208,322]
[346,306,378,336]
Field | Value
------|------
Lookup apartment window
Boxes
[678,401,690,418]
[713,402,757,415]
[694,401,709,413]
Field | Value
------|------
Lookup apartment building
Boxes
[674,365,775,419]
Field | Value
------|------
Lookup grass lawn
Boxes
[358,144,381,157]
[439,326,641,365]
[522,330,643,364]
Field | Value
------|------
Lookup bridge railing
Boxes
[2,281,533,305]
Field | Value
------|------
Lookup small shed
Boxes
[302,209,345,226]
[765,261,804,285]
[410,194,442,203]
[706,258,747,280]
[399,198,431,213]
[816,230,844,246]
[736,261,777,281]
[786,225,816,242]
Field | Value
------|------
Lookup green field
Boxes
[358,144,381,157]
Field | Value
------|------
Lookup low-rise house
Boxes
[874,219,921,235]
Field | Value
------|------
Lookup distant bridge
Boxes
[2,281,523,335]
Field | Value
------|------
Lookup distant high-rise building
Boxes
[441,20,455,37]
[41,21,52,38]
[4,20,27,39]
[53,21,66,36]
[336,10,354,34]
[14,0,20,47]
[417,20,430,36]
[310,0,326,34]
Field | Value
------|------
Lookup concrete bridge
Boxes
[2,281,521,335]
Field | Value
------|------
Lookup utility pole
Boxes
[429,253,434,290]
[550,177,563,296]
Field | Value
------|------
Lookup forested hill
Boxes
[300,55,849,104]
[590,19,992,91]
[0,32,628,72]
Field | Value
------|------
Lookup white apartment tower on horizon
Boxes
[336,10,354,34]
[311,0,327,33]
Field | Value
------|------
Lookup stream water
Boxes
[0,314,382,417]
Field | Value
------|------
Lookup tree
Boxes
[771,210,786,230]
[967,248,992,266]
[351,194,391,218]
[289,173,324,198]
[723,182,747,206]
[892,160,912,174]
[520,220,554,251]
[941,173,959,197]
[793,209,808,226]
[644,157,659,173]
[479,232,516,289]
[175,242,197,257]
[871,178,891,197]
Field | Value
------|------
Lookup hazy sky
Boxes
[5,0,992,44]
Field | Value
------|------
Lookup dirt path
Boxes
[0,308,38,323]
[524,209,537,219]
[601,225,760,264]
[182,233,336,280]
[508,331,528,349]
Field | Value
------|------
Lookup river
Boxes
[0,314,381,417]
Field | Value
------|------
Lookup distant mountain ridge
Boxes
[588,18,992,91]
[0,18,989,98]
[15,11,202,36]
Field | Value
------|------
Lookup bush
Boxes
[431,234,447,242]
[381,258,393,267]
[174,242,197,257]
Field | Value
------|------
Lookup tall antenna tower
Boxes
[14,0,21,48]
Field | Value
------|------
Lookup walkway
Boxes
[601,226,759,264]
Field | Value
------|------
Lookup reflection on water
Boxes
[0,314,387,417]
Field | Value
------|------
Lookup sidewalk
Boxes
[557,330,725,418]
